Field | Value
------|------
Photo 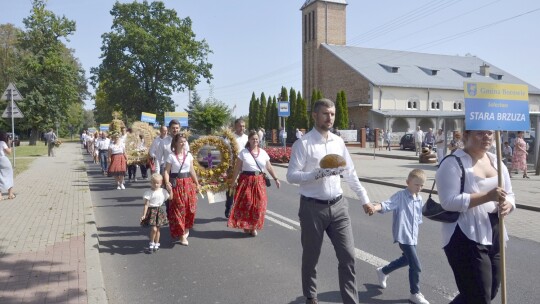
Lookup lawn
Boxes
[11,142,48,176]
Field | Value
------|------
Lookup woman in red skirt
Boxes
[107,133,127,189]
[228,130,281,236]
[164,133,201,246]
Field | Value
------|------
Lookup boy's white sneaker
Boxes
[154,243,160,251]
[116,185,121,190]
[409,292,429,304]
[120,183,125,190]
[148,242,155,251]
[376,267,388,289]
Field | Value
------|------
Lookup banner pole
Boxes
[495,130,507,304]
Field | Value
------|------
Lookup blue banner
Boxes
[464,82,530,131]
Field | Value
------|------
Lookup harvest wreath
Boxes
[189,129,239,193]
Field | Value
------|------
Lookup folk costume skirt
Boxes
[228,173,267,230]
[108,154,127,176]
[141,206,168,227]
[168,177,197,239]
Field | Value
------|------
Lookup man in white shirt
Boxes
[435,128,445,162]
[286,98,373,304]
[149,126,168,174]
[159,119,189,173]
[257,128,265,148]
[414,126,424,156]
[96,131,111,174]
[225,118,248,218]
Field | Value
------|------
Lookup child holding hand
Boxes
[369,169,430,304]
[140,173,171,252]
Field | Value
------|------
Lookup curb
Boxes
[78,152,109,304]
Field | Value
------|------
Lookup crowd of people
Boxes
[74,97,522,304]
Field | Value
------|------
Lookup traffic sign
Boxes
[2,100,24,118]
[278,101,290,117]
[1,83,23,101]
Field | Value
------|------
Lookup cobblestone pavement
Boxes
[0,142,106,304]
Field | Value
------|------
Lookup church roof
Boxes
[323,44,540,94]
[300,0,347,10]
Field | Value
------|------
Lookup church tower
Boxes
[300,0,347,102]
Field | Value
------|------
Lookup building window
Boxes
[407,99,419,110]
[308,13,311,41]
[453,101,463,110]
[304,14,307,43]
[431,100,441,110]
[311,11,316,40]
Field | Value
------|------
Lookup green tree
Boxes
[185,89,203,130]
[258,92,267,130]
[271,96,279,130]
[287,87,297,139]
[339,90,349,130]
[248,92,256,129]
[335,91,344,129]
[91,1,213,122]
[17,0,88,144]
[0,24,24,94]
[187,95,231,134]
[265,94,273,131]
[296,91,308,130]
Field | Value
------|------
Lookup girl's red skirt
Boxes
[227,173,267,230]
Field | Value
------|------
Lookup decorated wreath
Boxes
[190,129,239,193]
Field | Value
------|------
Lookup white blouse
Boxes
[109,142,125,155]
[238,148,269,173]
[166,151,192,174]
[435,150,515,247]
[143,188,170,207]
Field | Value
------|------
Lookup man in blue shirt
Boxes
[369,169,430,304]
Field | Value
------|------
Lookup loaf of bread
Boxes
[319,154,346,169]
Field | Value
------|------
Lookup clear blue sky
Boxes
[2,0,539,117]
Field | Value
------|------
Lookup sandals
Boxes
[7,194,15,199]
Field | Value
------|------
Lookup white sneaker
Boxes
[154,243,160,251]
[117,185,121,190]
[149,242,155,251]
[409,292,429,304]
[376,267,388,289]
[120,183,125,190]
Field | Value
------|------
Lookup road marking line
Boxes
[354,248,389,267]
[266,210,300,226]
[265,215,297,230]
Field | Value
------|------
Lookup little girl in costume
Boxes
[140,173,171,252]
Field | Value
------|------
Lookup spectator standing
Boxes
[448,131,464,154]
[414,126,424,156]
[435,129,445,162]
[423,128,435,148]
[502,141,512,166]
[510,131,529,178]
[385,129,392,151]
[258,128,265,148]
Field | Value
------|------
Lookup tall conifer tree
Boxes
[259,93,267,129]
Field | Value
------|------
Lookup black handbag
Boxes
[422,155,464,223]
[251,149,271,187]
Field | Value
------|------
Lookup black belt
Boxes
[99,149,108,152]
[171,172,191,179]
[242,171,263,176]
[301,195,343,205]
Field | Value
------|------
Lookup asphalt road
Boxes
[86,158,540,304]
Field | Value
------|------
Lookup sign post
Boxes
[464,82,529,304]
[1,83,24,167]
[278,101,290,148]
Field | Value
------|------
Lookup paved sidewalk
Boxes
[0,142,106,304]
